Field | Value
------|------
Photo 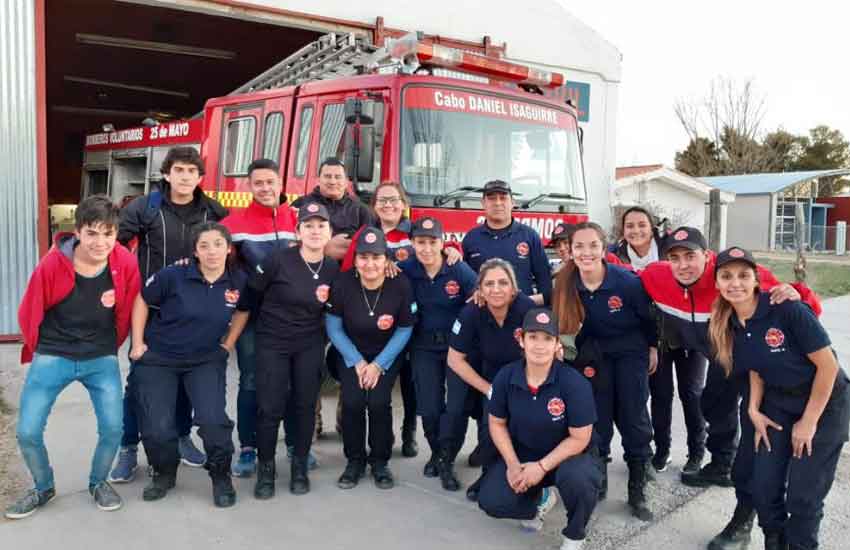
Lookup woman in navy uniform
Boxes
[551,222,657,521]
[325,227,416,490]
[129,222,245,508]
[708,247,849,550]
[479,308,600,550]
[446,258,536,500]
[222,203,338,498]
[397,217,477,485]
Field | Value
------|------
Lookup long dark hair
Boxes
[552,222,607,335]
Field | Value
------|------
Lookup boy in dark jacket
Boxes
[110,146,227,482]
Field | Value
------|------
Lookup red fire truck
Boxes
[85,32,588,242]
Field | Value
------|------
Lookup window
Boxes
[223,117,256,176]
[294,106,314,177]
[318,103,346,168]
[262,113,284,164]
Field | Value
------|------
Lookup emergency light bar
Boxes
[383,33,566,89]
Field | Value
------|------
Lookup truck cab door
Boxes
[216,104,263,207]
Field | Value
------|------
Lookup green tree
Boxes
[792,126,850,196]
[674,137,721,176]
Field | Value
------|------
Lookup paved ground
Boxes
[0,296,848,549]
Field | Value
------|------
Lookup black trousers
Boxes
[410,345,449,452]
[398,351,417,434]
[649,347,707,456]
[702,361,742,466]
[133,350,234,475]
[479,453,602,541]
[255,343,325,462]
[338,357,402,464]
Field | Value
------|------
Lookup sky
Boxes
[560,1,850,168]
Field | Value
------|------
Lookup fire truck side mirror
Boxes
[344,125,375,184]
[344,98,374,125]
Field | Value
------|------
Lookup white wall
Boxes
[726,194,772,251]
[614,180,708,231]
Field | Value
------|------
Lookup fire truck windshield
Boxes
[400,87,586,206]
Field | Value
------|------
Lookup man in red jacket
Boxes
[6,195,141,520]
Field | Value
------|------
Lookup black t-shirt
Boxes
[37,267,117,360]
[239,246,340,352]
[327,270,416,360]
[169,200,196,223]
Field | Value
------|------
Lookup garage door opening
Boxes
[45,0,323,209]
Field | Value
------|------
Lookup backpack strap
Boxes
[141,190,163,231]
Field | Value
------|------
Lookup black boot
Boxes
[371,461,395,490]
[467,443,483,467]
[763,529,785,550]
[423,451,439,478]
[142,469,176,501]
[681,459,733,488]
[627,461,653,521]
[401,426,419,458]
[598,461,608,501]
[254,460,276,500]
[466,473,483,502]
[438,448,461,491]
[210,472,236,508]
[290,456,310,495]
[707,503,755,550]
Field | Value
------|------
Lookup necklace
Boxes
[302,253,324,280]
[361,283,384,317]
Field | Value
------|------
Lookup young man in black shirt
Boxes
[111,146,227,482]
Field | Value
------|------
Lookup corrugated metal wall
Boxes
[0,0,39,335]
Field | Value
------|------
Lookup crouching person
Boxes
[130,222,244,507]
[478,308,601,550]
[6,195,140,519]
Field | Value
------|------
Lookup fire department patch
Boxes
[444,280,460,296]
[224,289,240,304]
[583,366,596,378]
[765,328,785,348]
[307,203,319,213]
[365,232,377,244]
[395,248,409,261]
[422,219,435,229]
[513,328,523,342]
[554,225,564,235]
[516,242,529,256]
[608,295,623,310]
[547,397,565,417]
[377,314,395,330]
[673,229,689,241]
[315,284,330,303]
[100,289,116,308]
[729,248,745,258]
[536,312,550,323]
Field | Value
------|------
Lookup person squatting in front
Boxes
[708,247,849,550]
[222,202,339,498]
[446,259,537,501]
[129,222,244,508]
[478,308,601,550]
[6,195,141,519]
[551,222,657,521]
[325,227,416,490]
[396,217,477,485]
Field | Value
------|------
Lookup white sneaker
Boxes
[520,487,558,532]
[560,536,584,550]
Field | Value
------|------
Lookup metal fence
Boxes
[776,224,850,254]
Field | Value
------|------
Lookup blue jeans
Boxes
[17,354,123,491]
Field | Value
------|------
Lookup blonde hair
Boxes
[478,258,519,293]
[708,265,760,376]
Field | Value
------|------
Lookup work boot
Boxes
[627,461,653,521]
[423,452,439,478]
[371,462,395,490]
[682,452,704,476]
[763,530,785,550]
[598,461,608,501]
[652,448,672,472]
[254,460,276,500]
[401,426,419,458]
[682,459,733,487]
[142,470,176,502]
[290,456,310,495]
[438,448,461,491]
[337,460,366,490]
[466,473,483,502]
[211,473,236,508]
[707,503,755,550]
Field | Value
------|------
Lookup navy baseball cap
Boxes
[355,227,387,255]
[715,246,757,273]
[522,308,559,337]
[662,226,708,256]
[548,221,574,247]
[410,217,443,239]
[482,179,512,196]
[298,202,330,223]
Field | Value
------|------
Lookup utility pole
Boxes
[708,189,722,251]
[794,202,807,282]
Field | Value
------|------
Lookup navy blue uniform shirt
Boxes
[462,220,552,302]
[398,257,477,335]
[731,293,832,414]
[450,293,536,379]
[576,263,657,354]
[489,359,597,462]
[142,262,246,362]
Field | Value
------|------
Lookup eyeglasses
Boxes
[375,197,402,206]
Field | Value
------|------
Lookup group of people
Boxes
[7,146,848,550]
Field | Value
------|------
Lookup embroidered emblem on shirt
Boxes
[765,328,785,348]
[516,242,529,257]
[224,289,240,304]
[547,397,565,418]
[377,314,395,330]
[608,295,623,311]
[315,284,330,303]
[452,320,462,335]
[100,289,116,308]
[583,366,596,378]
[395,248,409,261]
[445,280,460,296]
